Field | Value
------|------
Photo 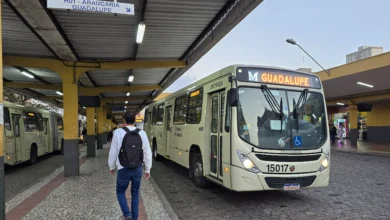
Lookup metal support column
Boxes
[0,2,6,218]
[349,104,358,146]
[86,108,96,157]
[60,71,81,177]
[96,107,103,149]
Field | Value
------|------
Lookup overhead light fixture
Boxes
[125,101,128,104]
[126,92,130,96]
[125,106,127,109]
[357,82,374,88]
[21,71,34,79]
[128,75,134,82]
[56,91,63,96]
[83,106,86,109]
[151,90,157,97]
[136,22,146,44]
[337,103,344,106]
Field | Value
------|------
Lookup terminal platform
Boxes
[331,140,390,156]
[5,144,173,220]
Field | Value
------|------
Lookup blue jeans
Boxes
[116,167,143,219]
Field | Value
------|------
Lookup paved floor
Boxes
[4,152,64,202]
[332,140,390,155]
[5,144,172,220]
[151,151,390,220]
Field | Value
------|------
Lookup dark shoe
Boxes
[125,217,132,220]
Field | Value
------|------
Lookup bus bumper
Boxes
[231,166,330,191]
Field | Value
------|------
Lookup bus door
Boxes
[164,106,173,157]
[43,118,50,153]
[209,91,226,180]
[12,114,22,162]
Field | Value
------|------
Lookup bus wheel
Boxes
[153,142,162,161]
[30,146,37,165]
[191,153,209,188]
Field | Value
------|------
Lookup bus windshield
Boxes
[237,87,327,150]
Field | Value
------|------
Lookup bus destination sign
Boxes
[236,67,321,89]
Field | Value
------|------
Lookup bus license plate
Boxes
[283,184,300,191]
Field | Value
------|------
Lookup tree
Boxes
[4,89,29,105]
[4,88,62,114]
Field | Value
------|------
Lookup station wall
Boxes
[365,101,390,142]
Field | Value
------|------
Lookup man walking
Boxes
[108,112,152,220]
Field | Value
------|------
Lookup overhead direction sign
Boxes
[47,0,135,16]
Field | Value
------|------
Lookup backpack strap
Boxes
[122,127,140,134]
[122,127,131,133]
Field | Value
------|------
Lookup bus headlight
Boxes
[318,153,330,171]
[236,150,261,173]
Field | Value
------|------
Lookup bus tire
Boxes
[191,153,209,188]
[60,139,64,155]
[153,141,163,161]
[30,145,37,165]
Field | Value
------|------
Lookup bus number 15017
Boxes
[266,164,288,173]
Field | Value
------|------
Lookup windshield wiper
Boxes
[292,89,308,133]
[260,85,284,132]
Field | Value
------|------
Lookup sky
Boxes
[165,0,390,93]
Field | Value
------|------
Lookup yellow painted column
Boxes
[59,71,80,177]
[0,1,6,217]
[96,107,104,149]
[348,104,358,146]
[102,107,108,144]
[86,108,96,157]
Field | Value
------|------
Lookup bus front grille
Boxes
[256,154,321,162]
[264,176,316,189]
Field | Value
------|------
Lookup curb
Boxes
[149,176,180,220]
[332,148,390,158]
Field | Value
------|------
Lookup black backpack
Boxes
[118,127,143,168]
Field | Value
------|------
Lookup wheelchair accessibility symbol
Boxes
[294,136,302,147]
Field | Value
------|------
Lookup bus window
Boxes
[4,108,11,131]
[144,110,149,125]
[174,95,188,125]
[187,88,203,124]
[152,107,158,125]
[157,104,164,125]
[225,91,231,133]
[220,93,225,133]
[57,117,63,130]
[37,113,44,131]
[43,118,48,135]
[24,112,39,132]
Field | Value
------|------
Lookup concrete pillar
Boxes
[348,104,358,146]
[0,2,6,218]
[103,107,108,144]
[86,108,96,157]
[60,71,80,177]
[96,107,103,149]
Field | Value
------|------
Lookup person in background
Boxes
[82,127,87,146]
[338,123,345,144]
[329,123,337,144]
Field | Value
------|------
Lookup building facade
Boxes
[346,46,383,64]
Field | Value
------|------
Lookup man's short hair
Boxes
[124,112,136,124]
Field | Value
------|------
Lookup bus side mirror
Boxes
[228,89,238,107]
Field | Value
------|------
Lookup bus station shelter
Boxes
[0,0,264,218]
[317,51,390,146]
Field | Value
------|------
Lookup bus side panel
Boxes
[50,113,59,151]
[4,107,16,166]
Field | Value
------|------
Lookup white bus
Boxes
[3,101,64,166]
[144,65,330,191]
